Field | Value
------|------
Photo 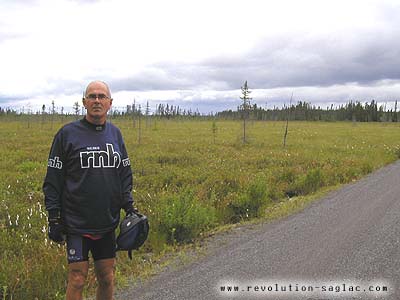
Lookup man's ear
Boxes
[110,98,113,106]
[82,98,87,108]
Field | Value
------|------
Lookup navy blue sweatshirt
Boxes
[43,118,134,235]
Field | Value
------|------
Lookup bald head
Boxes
[84,81,112,98]
[82,80,113,125]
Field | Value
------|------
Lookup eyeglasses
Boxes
[85,94,111,101]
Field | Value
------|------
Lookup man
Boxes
[43,81,134,300]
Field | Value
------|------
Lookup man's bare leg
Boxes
[66,261,89,300]
[94,258,116,300]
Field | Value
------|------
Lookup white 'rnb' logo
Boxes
[48,156,63,169]
[80,143,130,169]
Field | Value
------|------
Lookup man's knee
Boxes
[95,259,115,288]
[68,268,87,291]
[97,270,114,288]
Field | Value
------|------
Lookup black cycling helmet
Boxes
[116,212,149,259]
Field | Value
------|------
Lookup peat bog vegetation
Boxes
[1,117,400,299]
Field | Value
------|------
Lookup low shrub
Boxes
[361,162,373,175]
[156,189,217,243]
[394,147,400,159]
[303,168,324,193]
[227,178,269,223]
[286,168,324,196]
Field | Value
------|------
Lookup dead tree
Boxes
[283,93,293,148]
[73,101,80,120]
[138,104,142,145]
[240,81,252,143]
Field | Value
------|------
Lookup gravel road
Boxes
[117,160,400,300]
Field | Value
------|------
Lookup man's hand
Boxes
[124,203,138,217]
[48,218,65,243]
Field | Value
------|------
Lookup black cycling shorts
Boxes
[66,231,116,264]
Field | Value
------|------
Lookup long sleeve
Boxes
[43,129,65,214]
[119,138,134,212]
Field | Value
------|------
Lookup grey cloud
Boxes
[204,29,400,89]
[0,78,84,101]
[108,27,400,94]
[108,63,239,93]
[109,68,197,92]
[35,17,400,113]
[57,79,88,95]
[0,95,26,106]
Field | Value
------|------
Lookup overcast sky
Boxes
[1,0,400,113]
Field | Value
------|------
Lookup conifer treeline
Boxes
[217,100,399,122]
[1,99,398,122]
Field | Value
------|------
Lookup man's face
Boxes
[83,82,112,123]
